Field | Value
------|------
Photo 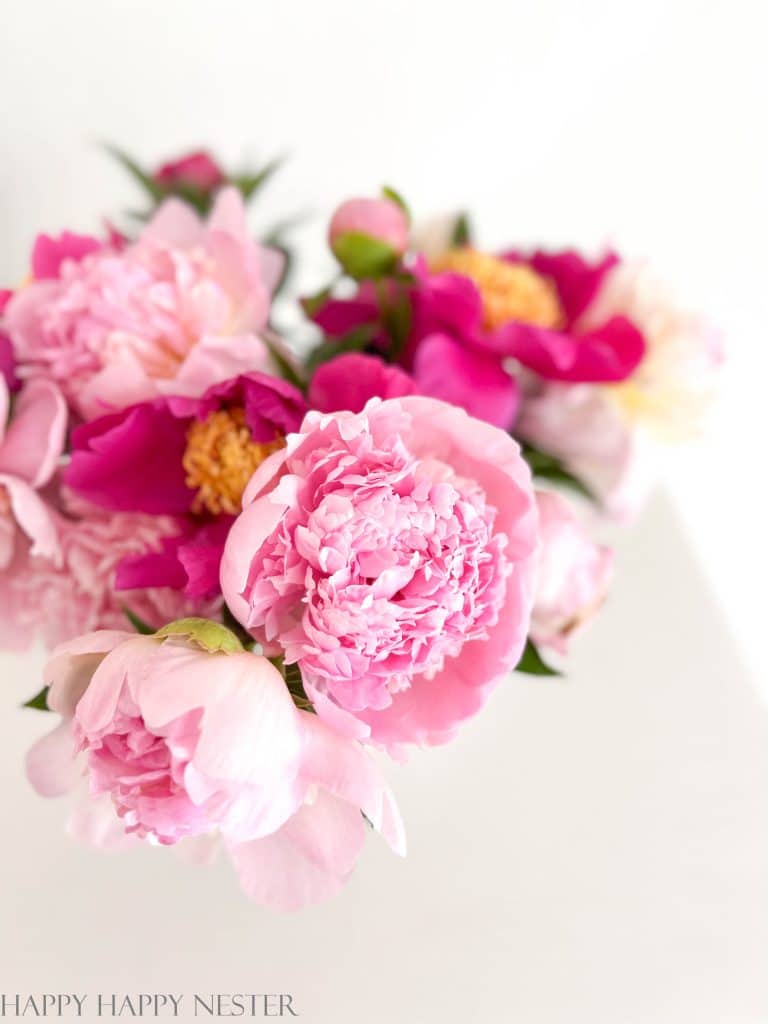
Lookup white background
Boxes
[1,2,767,1021]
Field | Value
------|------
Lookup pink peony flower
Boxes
[65,372,307,596]
[26,625,404,910]
[154,150,226,192]
[221,396,538,751]
[0,375,67,572]
[531,490,613,654]
[4,189,284,419]
[0,493,216,650]
[329,197,410,258]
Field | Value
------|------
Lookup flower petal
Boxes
[0,379,67,487]
[226,791,367,911]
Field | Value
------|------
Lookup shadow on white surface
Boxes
[1,492,766,1023]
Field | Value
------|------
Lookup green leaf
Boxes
[381,286,412,362]
[519,442,596,503]
[23,687,50,711]
[230,157,283,200]
[381,185,410,221]
[331,232,398,280]
[304,326,378,377]
[515,638,562,677]
[450,212,472,247]
[263,334,305,391]
[105,144,165,202]
[122,607,155,635]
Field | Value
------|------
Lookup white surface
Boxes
[2,0,766,687]
[1,494,766,1022]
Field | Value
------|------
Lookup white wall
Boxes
[2,0,766,685]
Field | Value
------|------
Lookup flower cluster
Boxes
[1,149,717,910]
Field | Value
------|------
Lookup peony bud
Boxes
[328,196,410,278]
[154,150,225,192]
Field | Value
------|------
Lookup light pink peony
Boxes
[531,491,613,654]
[0,493,216,650]
[329,197,410,257]
[0,375,66,570]
[221,396,538,751]
[517,383,652,521]
[4,188,283,419]
[26,625,404,910]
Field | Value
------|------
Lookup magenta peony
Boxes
[26,624,404,910]
[221,396,538,751]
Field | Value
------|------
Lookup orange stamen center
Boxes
[183,407,284,515]
[431,247,563,331]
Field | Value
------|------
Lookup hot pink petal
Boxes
[503,248,619,326]
[490,314,646,382]
[67,402,190,514]
[412,332,519,428]
[31,232,103,280]
[308,353,417,413]
[311,293,382,337]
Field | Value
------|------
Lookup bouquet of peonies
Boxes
[0,148,719,910]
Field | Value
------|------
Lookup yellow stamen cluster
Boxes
[183,407,285,516]
[431,247,563,331]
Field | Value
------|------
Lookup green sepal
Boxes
[155,617,244,654]
[331,232,398,280]
[381,185,410,221]
[105,144,165,202]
